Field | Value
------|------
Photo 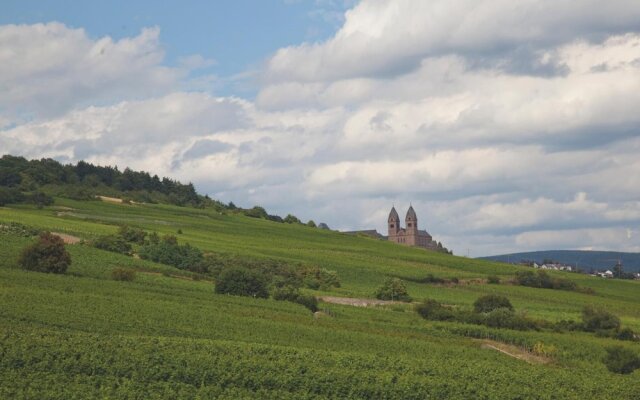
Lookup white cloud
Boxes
[3,3,640,256]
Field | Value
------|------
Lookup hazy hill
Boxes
[480,250,640,272]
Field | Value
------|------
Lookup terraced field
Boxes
[1,198,639,398]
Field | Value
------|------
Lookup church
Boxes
[387,205,438,250]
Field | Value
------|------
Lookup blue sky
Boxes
[1,0,640,256]
[1,0,349,96]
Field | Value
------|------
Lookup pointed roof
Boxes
[388,206,400,222]
[406,205,417,221]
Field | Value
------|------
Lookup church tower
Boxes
[388,206,400,238]
[405,205,418,245]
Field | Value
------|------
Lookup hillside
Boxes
[1,198,640,398]
[481,250,640,273]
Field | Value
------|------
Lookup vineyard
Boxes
[1,198,640,398]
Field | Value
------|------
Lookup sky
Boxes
[1,0,640,257]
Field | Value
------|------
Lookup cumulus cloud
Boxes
[3,2,640,256]
[0,23,181,122]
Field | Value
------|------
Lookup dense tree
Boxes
[18,232,71,274]
[375,278,411,302]
[473,294,513,313]
[215,268,269,298]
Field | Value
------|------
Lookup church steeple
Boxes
[388,206,400,237]
[405,205,417,233]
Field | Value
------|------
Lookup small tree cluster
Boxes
[375,278,412,302]
[18,232,71,274]
[139,234,206,273]
[214,268,269,298]
[514,270,577,291]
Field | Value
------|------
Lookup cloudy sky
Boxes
[2,0,640,256]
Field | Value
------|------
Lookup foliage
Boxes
[283,214,301,224]
[138,235,206,273]
[118,225,147,244]
[514,270,578,291]
[111,267,136,281]
[93,234,132,255]
[0,221,41,237]
[306,220,316,228]
[18,232,71,274]
[603,346,640,374]
[487,275,500,284]
[215,267,269,298]
[415,299,456,321]
[244,206,268,219]
[473,294,513,313]
[582,305,621,332]
[375,278,412,302]
[300,266,341,290]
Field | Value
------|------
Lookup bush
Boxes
[93,234,132,255]
[375,278,412,302]
[514,270,577,291]
[415,299,455,321]
[272,285,301,302]
[294,294,318,312]
[300,267,340,290]
[487,275,500,284]
[138,235,205,272]
[616,327,636,341]
[582,306,621,332]
[118,225,147,244]
[603,346,640,374]
[483,309,538,331]
[473,294,513,313]
[18,232,71,274]
[215,268,269,298]
[111,268,136,281]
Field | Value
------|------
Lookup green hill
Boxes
[1,197,640,399]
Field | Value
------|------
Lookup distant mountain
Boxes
[480,250,640,272]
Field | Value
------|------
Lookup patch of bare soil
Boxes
[318,296,405,307]
[479,340,551,364]
[51,232,82,244]
[97,196,124,203]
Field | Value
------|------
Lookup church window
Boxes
[407,223,412,227]
[390,224,394,228]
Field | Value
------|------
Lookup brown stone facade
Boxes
[388,206,438,250]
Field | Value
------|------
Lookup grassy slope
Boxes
[1,199,640,399]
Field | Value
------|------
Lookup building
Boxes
[387,206,438,250]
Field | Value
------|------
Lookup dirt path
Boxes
[97,195,124,204]
[318,296,405,307]
[480,340,550,364]
[51,232,82,244]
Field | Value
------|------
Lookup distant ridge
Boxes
[479,250,640,272]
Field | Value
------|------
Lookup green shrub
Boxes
[118,225,147,244]
[215,268,269,298]
[415,299,455,321]
[487,275,500,284]
[0,221,41,237]
[473,294,513,313]
[111,268,136,281]
[514,270,577,291]
[300,267,340,290]
[616,328,636,341]
[294,294,318,312]
[375,278,412,302]
[18,232,71,274]
[138,234,206,272]
[603,346,640,374]
[272,285,301,302]
[93,234,132,255]
[483,309,538,331]
[582,306,621,332]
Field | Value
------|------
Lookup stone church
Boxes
[387,205,438,250]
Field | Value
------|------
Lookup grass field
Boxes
[1,198,639,399]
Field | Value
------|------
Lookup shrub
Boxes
[616,327,636,341]
[244,206,268,219]
[415,299,455,321]
[582,306,621,332]
[118,225,147,244]
[421,274,446,284]
[473,294,513,313]
[487,275,500,284]
[603,346,640,374]
[300,267,340,290]
[93,234,132,255]
[294,294,318,312]
[0,221,41,237]
[483,309,538,331]
[18,232,71,274]
[215,268,269,298]
[111,268,136,281]
[138,235,205,272]
[375,278,412,302]
[514,270,577,291]
[272,285,301,302]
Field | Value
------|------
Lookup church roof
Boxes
[388,206,400,222]
[406,205,417,220]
